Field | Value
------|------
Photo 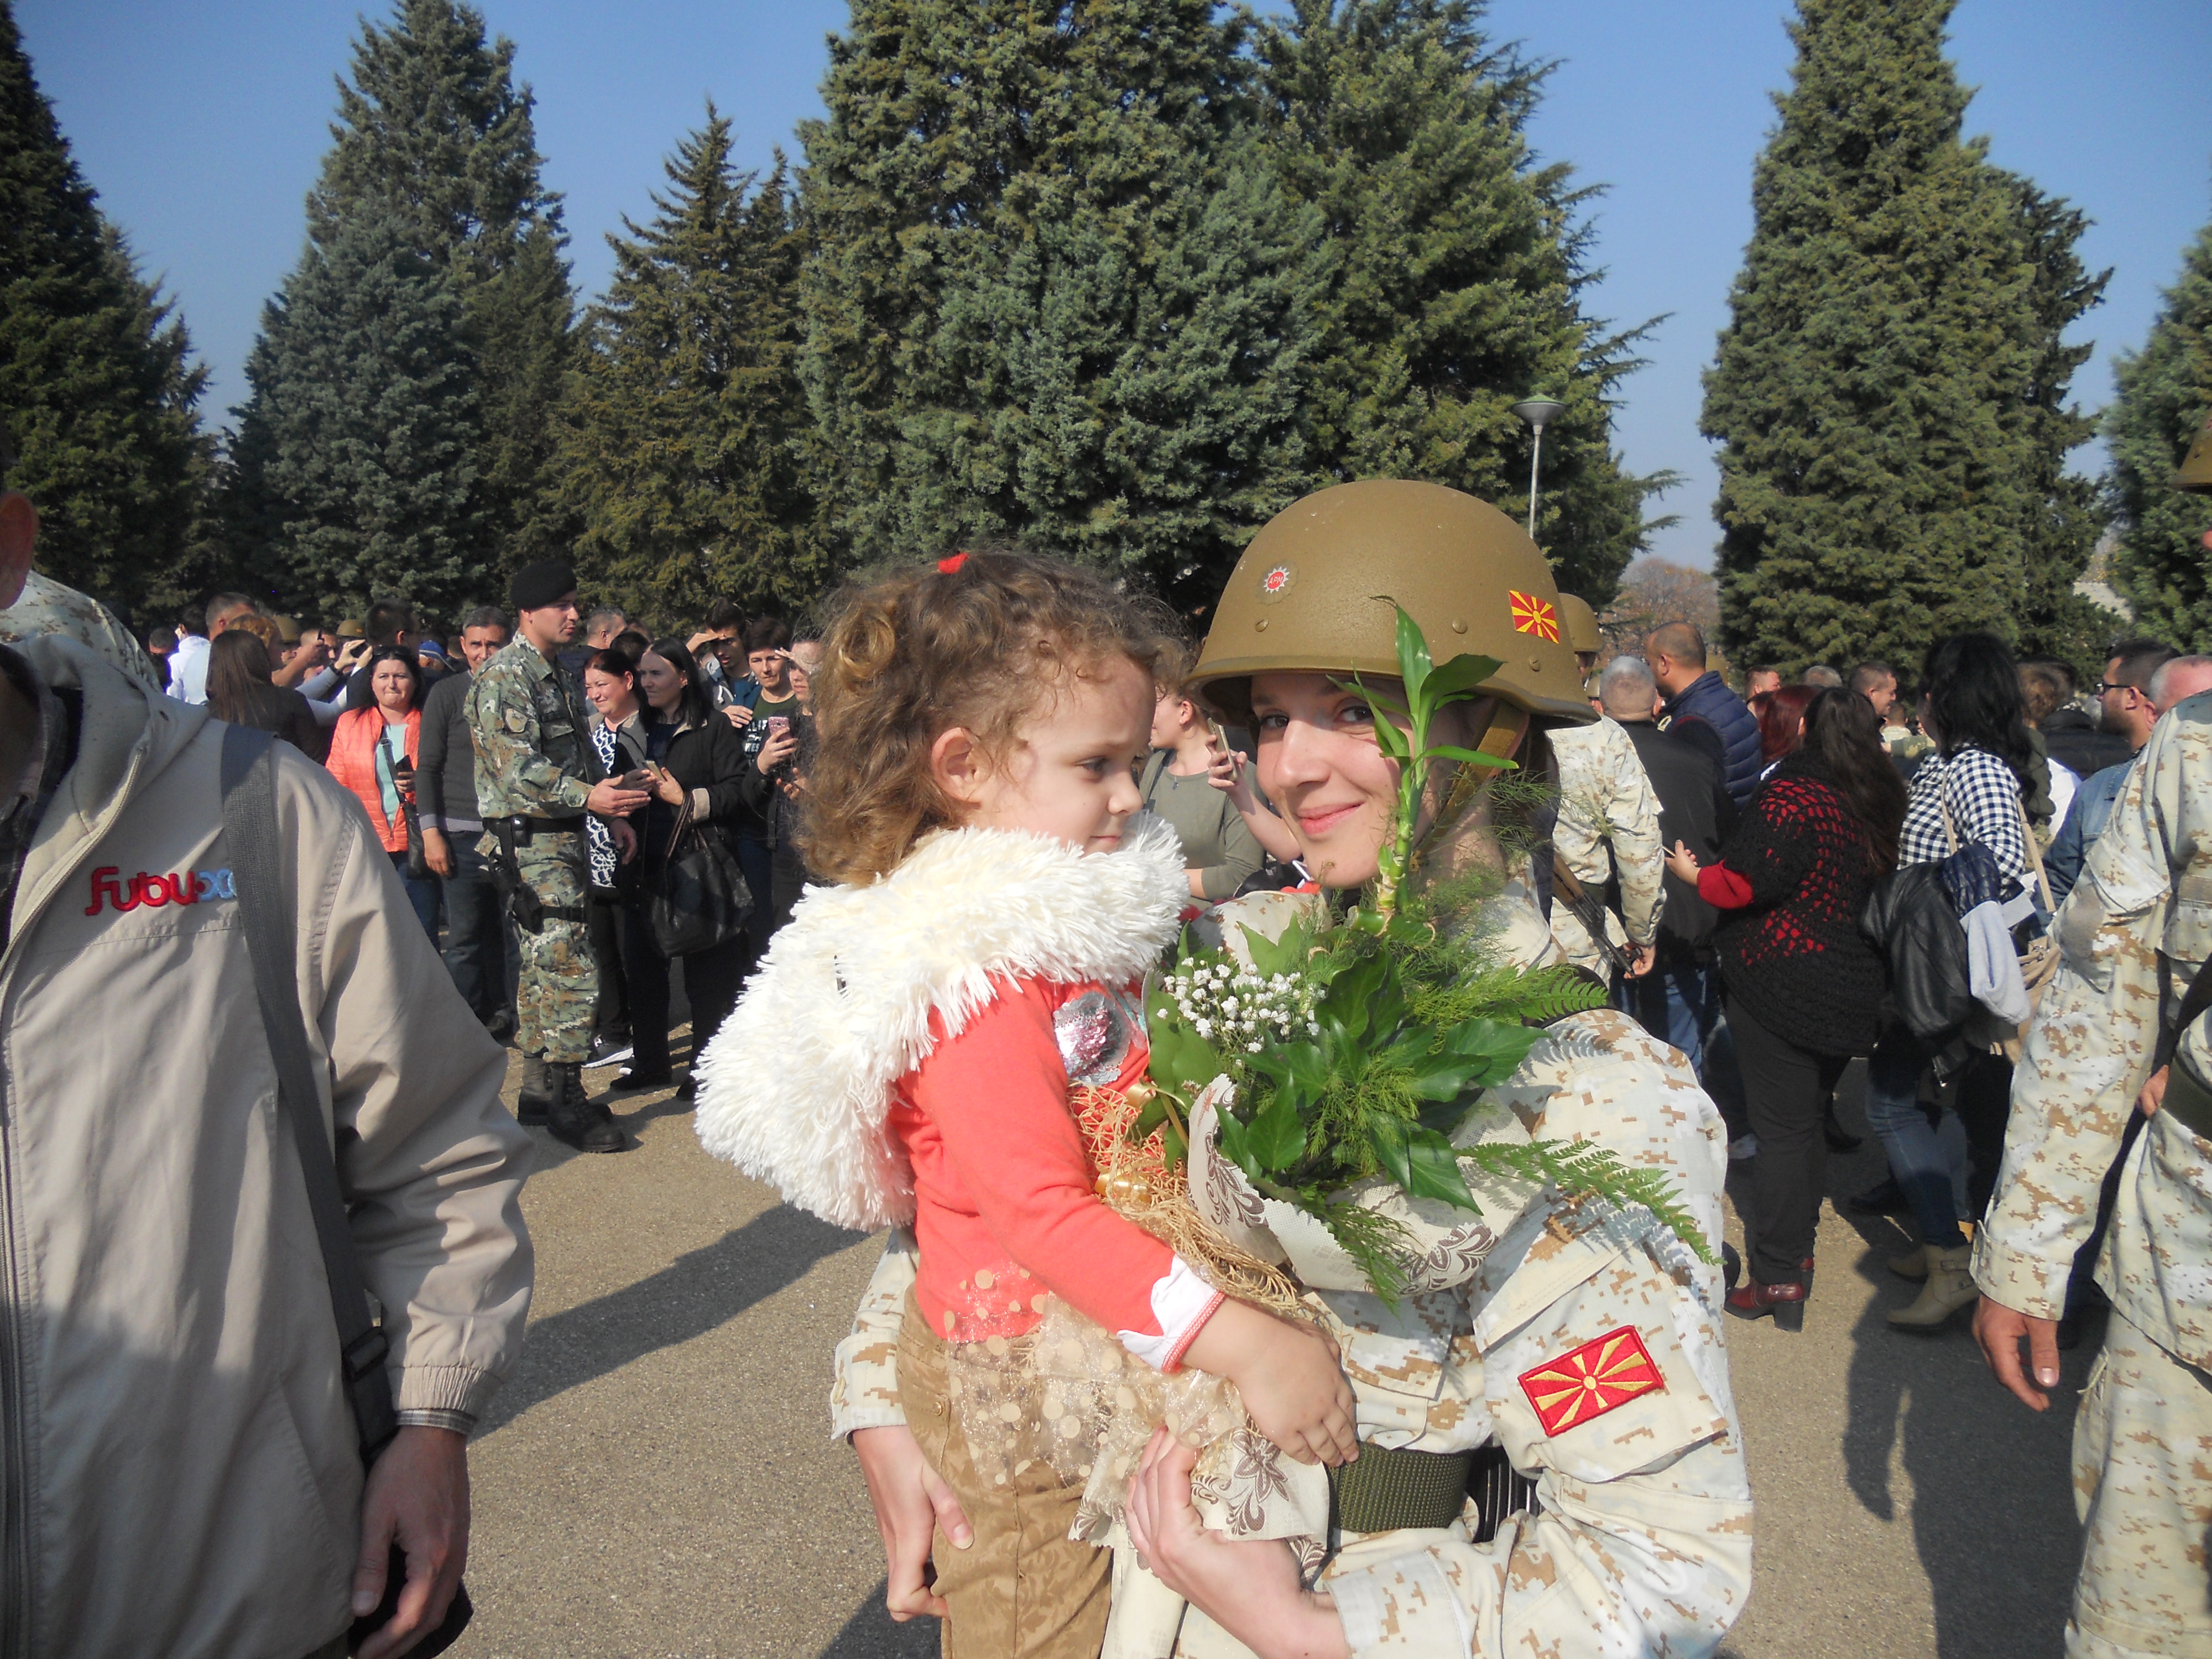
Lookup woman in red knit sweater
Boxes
[1666,688,1906,1327]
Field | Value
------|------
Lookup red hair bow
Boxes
[937,551,969,574]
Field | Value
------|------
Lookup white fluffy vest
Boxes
[692,816,1188,1231]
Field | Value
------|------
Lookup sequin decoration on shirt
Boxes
[1055,987,1144,1087]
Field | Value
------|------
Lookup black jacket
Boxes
[622,711,753,859]
[1662,671,1764,806]
[1619,719,1734,952]
[1859,863,1974,1041]
[2039,706,2131,780]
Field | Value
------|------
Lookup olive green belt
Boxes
[1327,1439,1536,1540]
[2164,1052,2212,1144]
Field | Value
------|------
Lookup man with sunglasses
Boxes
[2046,641,2177,906]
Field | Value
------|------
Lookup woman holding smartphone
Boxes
[618,638,755,1095]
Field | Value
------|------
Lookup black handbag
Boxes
[645,797,753,958]
[382,739,430,880]
[221,727,473,1656]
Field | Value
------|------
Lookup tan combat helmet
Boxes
[1191,479,1592,726]
[1556,593,1602,659]
[2179,414,2212,494]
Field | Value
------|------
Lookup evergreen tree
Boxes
[1255,0,1666,602]
[1701,0,2059,674]
[2005,174,2112,675]
[0,0,209,619]
[800,0,1326,612]
[230,0,572,595]
[2107,214,2212,649]
[229,207,482,622]
[563,111,818,622]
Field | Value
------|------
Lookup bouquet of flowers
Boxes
[1123,604,1715,1302]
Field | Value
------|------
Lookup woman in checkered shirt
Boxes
[1860,633,2037,1330]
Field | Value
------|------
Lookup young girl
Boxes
[693,550,1355,1656]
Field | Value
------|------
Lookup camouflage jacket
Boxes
[833,1005,1752,1656]
[0,572,160,690]
[1976,691,2212,1368]
[1548,717,1665,973]
[465,637,601,820]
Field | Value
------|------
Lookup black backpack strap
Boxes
[218,723,399,1465]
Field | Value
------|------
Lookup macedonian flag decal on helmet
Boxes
[1517,1326,1665,1434]
[1509,590,1560,643]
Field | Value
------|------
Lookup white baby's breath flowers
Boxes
[1163,956,1314,1064]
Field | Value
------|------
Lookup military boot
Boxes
[1887,1244,1977,1329]
[516,1054,554,1128]
[546,1062,625,1155]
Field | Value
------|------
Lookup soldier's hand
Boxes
[586,778,651,817]
[1627,941,1657,978]
[1973,1298,2060,1411]
[2138,1064,2168,1118]
[421,826,455,879]
[851,1426,969,1622]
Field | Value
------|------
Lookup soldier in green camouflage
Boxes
[467,560,649,1154]
[1975,415,2212,1659]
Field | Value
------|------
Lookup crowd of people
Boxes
[3,411,2211,1659]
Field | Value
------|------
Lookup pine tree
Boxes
[1255,0,1667,603]
[2106,214,2212,650]
[563,110,818,623]
[229,208,482,622]
[0,0,209,619]
[2005,174,2112,675]
[230,0,573,598]
[1701,0,2057,674]
[800,0,1326,612]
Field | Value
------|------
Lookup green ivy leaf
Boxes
[1247,1040,1330,1110]
[1437,1017,1545,1085]
[1238,921,1309,984]
[1213,1105,1264,1183]
[1370,1117,1482,1212]
[1145,983,1225,1100]
[1247,1088,1308,1172]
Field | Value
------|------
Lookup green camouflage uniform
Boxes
[0,571,161,688]
[466,636,602,1065]
[1976,691,2212,1659]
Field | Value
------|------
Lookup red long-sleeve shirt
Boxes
[888,975,1219,1363]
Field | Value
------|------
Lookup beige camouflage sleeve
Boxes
[1975,732,2179,1319]
[830,1228,917,1439]
[1607,726,1665,948]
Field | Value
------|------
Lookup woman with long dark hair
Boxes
[617,637,755,1095]
[1666,687,1907,1327]
[325,644,437,935]
[204,629,326,761]
[1860,633,2036,1330]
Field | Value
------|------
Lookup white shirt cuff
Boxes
[1115,1255,1224,1371]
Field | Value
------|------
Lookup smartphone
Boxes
[766,716,791,739]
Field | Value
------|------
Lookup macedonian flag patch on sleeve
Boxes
[1517,1326,1665,1435]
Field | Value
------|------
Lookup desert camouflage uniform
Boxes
[467,635,602,1066]
[0,571,160,688]
[834,882,1752,1658]
[1547,717,1664,978]
[1975,690,2212,1659]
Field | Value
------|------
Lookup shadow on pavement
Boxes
[1819,1072,2091,1659]
[817,1582,939,1657]
[476,1201,865,1437]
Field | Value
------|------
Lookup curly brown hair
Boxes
[800,549,1172,885]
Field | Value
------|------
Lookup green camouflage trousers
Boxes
[2069,1310,2212,1658]
[491,827,598,1065]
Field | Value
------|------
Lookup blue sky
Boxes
[19,0,2212,570]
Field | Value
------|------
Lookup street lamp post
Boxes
[1510,394,1566,541]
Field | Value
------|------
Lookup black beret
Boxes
[510,560,577,614]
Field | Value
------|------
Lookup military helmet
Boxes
[1556,593,1602,656]
[1190,480,1591,724]
[2178,414,2212,495]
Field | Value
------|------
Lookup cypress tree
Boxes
[800,0,1326,612]
[1700,0,2051,674]
[1255,0,1666,602]
[2106,215,2212,649]
[229,207,482,622]
[0,0,210,619]
[231,0,573,597]
[563,110,818,622]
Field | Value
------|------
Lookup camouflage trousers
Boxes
[482,827,598,1066]
[2069,1310,2212,1658]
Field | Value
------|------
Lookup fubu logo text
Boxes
[85,866,236,915]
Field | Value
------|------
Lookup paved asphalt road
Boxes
[447,1046,2094,1659]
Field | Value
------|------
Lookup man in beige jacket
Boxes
[0,463,534,1656]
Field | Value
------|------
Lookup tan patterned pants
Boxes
[898,1291,1112,1658]
[2070,1311,2212,1657]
